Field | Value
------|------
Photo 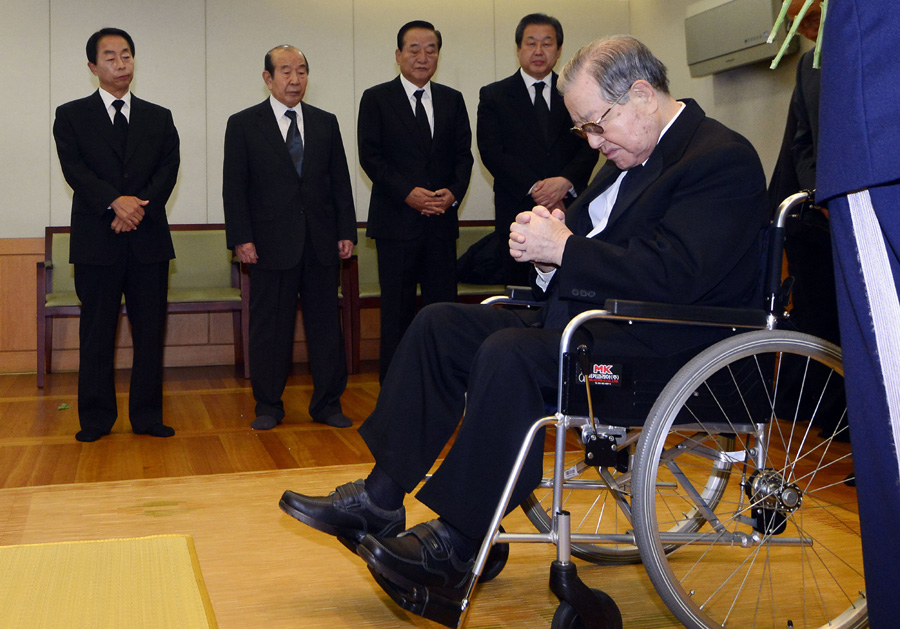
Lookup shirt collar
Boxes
[269,95,302,121]
[639,101,686,167]
[519,67,553,89]
[399,74,432,101]
[98,88,131,110]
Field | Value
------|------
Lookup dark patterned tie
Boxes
[112,100,128,152]
[284,109,304,177]
[533,81,551,143]
[414,89,432,150]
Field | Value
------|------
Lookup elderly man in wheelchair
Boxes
[280,35,863,629]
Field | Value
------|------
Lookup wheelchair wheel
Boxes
[551,588,622,629]
[632,330,865,629]
[521,429,645,564]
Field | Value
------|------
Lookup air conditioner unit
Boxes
[685,0,799,78]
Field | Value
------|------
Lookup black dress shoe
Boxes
[279,479,405,552]
[251,415,282,430]
[314,413,353,428]
[75,428,109,442]
[358,520,474,627]
[134,424,175,438]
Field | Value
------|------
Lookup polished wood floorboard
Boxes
[0,364,382,489]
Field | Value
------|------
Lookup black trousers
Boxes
[374,232,457,382]
[248,243,346,422]
[74,247,169,433]
[359,302,659,539]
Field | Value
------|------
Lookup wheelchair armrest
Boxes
[604,299,768,329]
[505,285,534,300]
[481,285,542,308]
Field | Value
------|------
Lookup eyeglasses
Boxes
[570,89,630,139]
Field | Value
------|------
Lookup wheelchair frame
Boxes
[452,192,865,628]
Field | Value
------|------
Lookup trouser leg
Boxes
[122,251,169,431]
[416,326,562,539]
[74,260,127,433]
[359,302,529,493]
[375,238,420,382]
[298,245,347,421]
[418,231,456,306]
[249,264,301,420]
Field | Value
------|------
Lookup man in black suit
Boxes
[223,46,357,430]
[357,20,474,382]
[466,13,596,286]
[280,36,768,624]
[53,28,180,443]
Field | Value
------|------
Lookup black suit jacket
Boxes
[539,100,769,353]
[477,71,597,228]
[358,77,473,241]
[768,48,820,209]
[53,91,179,265]
[223,100,357,270]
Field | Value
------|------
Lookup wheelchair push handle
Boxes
[765,190,814,314]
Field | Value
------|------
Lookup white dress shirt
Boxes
[268,95,305,143]
[399,74,434,134]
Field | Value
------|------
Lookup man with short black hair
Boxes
[357,20,474,382]
[464,13,596,285]
[54,27,180,442]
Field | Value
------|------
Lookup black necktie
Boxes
[112,99,128,152]
[533,81,550,142]
[616,165,644,205]
[414,89,432,149]
[284,109,304,177]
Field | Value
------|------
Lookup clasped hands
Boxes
[509,205,572,272]
[109,195,148,234]
[405,187,456,216]
[530,176,572,211]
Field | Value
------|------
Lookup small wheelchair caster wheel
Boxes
[551,588,622,629]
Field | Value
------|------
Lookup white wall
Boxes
[630,0,807,179]
[0,0,804,239]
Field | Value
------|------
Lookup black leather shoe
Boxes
[251,415,282,430]
[279,479,405,552]
[358,520,474,627]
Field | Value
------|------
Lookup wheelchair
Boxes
[455,191,864,628]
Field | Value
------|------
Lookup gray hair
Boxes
[558,35,669,104]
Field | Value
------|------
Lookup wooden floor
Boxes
[0,364,382,489]
[0,364,868,628]
[0,364,681,628]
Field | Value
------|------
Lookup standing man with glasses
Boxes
[357,20,474,382]
[223,45,357,431]
[465,13,596,286]
[53,27,180,442]
[280,36,767,625]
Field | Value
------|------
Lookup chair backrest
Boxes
[44,225,235,294]
[168,226,233,290]
[48,228,76,295]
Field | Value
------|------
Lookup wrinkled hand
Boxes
[110,216,136,234]
[235,242,258,264]
[110,196,147,230]
[509,206,571,271]
[338,239,354,260]
[531,177,572,211]
[405,187,451,216]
